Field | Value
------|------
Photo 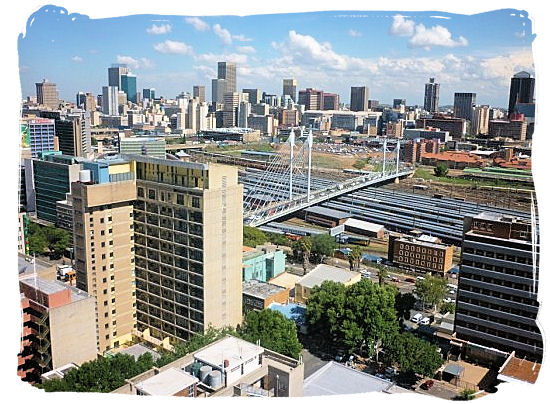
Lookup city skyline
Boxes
[18,7,534,107]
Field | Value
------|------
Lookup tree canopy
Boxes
[348,246,363,270]
[310,234,337,263]
[238,309,303,359]
[384,332,443,377]
[27,222,70,259]
[415,275,448,311]
[243,226,268,247]
[292,237,312,272]
[434,163,449,177]
[395,292,417,321]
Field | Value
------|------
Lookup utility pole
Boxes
[396,139,400,174]
[382,138,387,175]
[289,129,295,200]
[307,128,313,201]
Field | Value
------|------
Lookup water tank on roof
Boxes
[199,365,212,382]
[79,170,91,183]
[208,370,222,389]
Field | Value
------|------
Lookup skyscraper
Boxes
[121,73,138,103]
[298,88,324,110]
[393,98,406,109]
[35,79,59,109]
[217,62,237,94]
[212,79,227,104]
[143,88,156,101]
[508,71,535,117]
[55,112,92,158]
[223,92,240,127]
[424,78,440,113]
[76,91,86,108]
[471,105,490,135]
[102,86,119,116]
[193,85,206,103]
[350,86,369,112]
[24,118,56,158]
[84,92,97,112]
[454,92,477,121]
[283,79,297,102]
[132,156,243,343]
[242,89,262,105]
[322,93,340,110]
[108,64,130,89]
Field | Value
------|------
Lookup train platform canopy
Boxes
[344,218,385,234]
[304,206,352,220]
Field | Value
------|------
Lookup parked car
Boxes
[360,270,371,279]
[391,276,399,282]
[420,317,431,325]
[405,277,415,283]
[420,380,434,390]
[411,313,423,323]
[443,297,453,303]
[416,276,425,281]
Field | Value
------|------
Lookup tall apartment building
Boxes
[132,156,243,344]
[242,88,262,105]
[283,78,297,102]
[471,105,490,135]
[350,86,369,112]
[424,78,440,113]
[217,62,237,94]
[102,86,119,116]
[35,79,59,109]
[72,172,137,353]
[108,64,130,89]
[18,276,97,383]
[454,93,477,121]
[455,213,542,361]
[322,93,340,110]
[298,88,323,110]
[84,92,97,112]
[508,71,535,117]
[193,85,206,103]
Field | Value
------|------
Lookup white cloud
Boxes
[480,50,534,83]
[409,24,468,50]
[389,15,467,50]
[153,40,193,55]
[348,29,362,37]
[236,46,256,54]
[116,55,154,69]
[146,23,172,35]
[213,24,232,45]
[389,15,415,37]
[185,17,209,31]
[71,55,83,63]
[232,34,252,42]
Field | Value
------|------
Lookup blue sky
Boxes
[18,6,534,107]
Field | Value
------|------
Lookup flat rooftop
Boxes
[117,343,161,361]
[242,280,287,300]
[298,264,359,289]
[344,218,385,233]
[135,368,199,396]
[18,255,54,278]
[303,361,397,396]
[268,272,302,290]
[500,357,541,384]
[305,206,352,220]
[194,336,264,370]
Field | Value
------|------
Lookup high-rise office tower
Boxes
[84,93,97,112]
[143,88,156,101]
[242,89,262,105]
[453,92,477,121]
[238,101,251,128]
[217,62,237,94]
[283,78,297,102]
[393,98,406,109]
[76,92,86,108]
[35,79,59,109]
[212,79,227,104]
[186,98,198,132]
[322,93,340,110]
[121,73,138,104]
[424,78,440,113]
[298,88,324,110]
[55,112,92,158]
[108,64,130,89]
[193,86,206,103]
[471,105,490,135]
[132,156,243,343]
[508,71,535,117]
[350,86,369,112]
[72,172,137,353]
[102,86,119,116]
[455,213,542,361]
[23,118,56,158]
[222,92,240,127]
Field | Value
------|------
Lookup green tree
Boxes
[395,292,416,321]
[415,275,448,312]
[378,266,388,286]
[44,227,70,259]
[243,226,268,247]
[384,332,444,377]
[434,163,449,177]
[457,389,476,400]
[439,302,456,314]
[305,281,347,343]
[238,309,303,359]
[267,233,290,247]
[311,234,337,263]
[348,246,363,270]
[294,237,312,273]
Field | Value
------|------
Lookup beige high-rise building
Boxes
[131,156,243,344]
[223,92,241,127]
[35,79,59,109]
[283,78,297,102]
[72,175,137,353]
[471,105,490,135]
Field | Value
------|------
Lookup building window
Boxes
[137,187,144,197]
[148,189,156,200]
